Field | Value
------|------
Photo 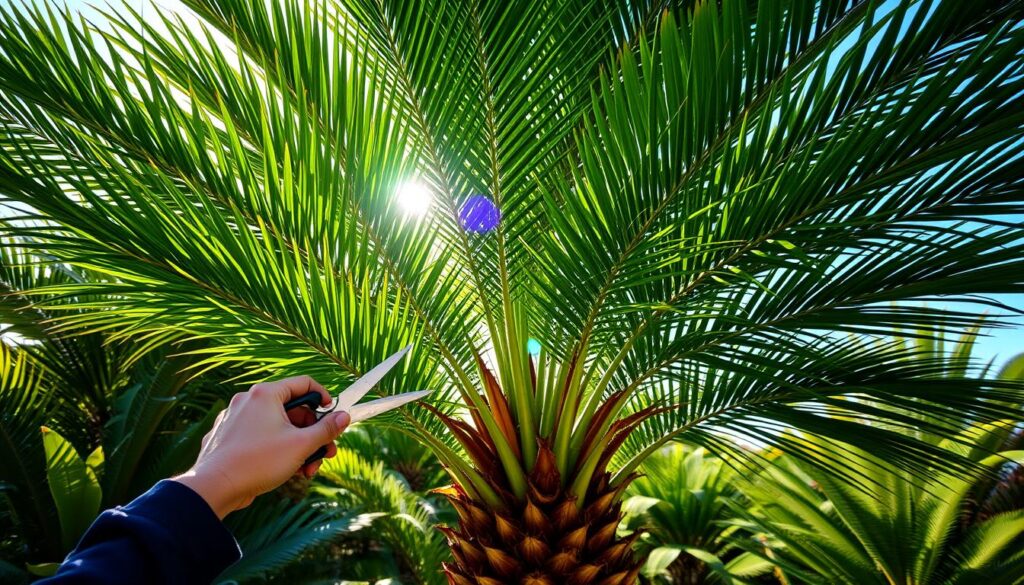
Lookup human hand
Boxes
[173,376,350,519]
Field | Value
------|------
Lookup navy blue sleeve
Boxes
[38,479,241,584]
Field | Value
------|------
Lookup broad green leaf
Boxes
[621,494,663,517]
[998,352,1024,381]
[644,545,683,577]
[41,426,102,552]
[85,446,104,479]
[724,552,776,578]
[25,562,59,577]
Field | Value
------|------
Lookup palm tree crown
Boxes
[1,0,1024,581]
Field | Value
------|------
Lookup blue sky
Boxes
[4,0,1023,369]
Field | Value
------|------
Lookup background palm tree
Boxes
[618,444,772,584]
[737,426,1024,584]
[1,0,1024,582]
[619,331,1024,585]
[732,331,1024,585]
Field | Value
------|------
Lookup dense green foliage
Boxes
[1,260,1022,583]
[1,0,1023,582]
[739,430,1024,584]
[0,246,342,581]
[0,245,230,570]
[731,344,1024,585]
[619,444,773,584]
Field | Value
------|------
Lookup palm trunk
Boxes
[439,445,641,584]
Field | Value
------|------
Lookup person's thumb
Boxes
[303,411,350,447]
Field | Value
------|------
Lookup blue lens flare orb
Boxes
[459,194,501,233]
[527,338,542,356]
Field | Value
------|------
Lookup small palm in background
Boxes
[962,354,1024,531]
[1,0,1024,581]
[618,444,772,584]
[618,329,1024,585]
[732,334,1024,585]
[738,426,1024,584]
[314,431,453,584]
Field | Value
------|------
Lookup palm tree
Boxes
[961,353,1024,526]
[737,426,1024,584]
[733,331,1024,584]
[618,444,772,584]
[1,0,1024,581]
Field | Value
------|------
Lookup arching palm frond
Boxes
[217,495,374,584]
[316,447,452,584]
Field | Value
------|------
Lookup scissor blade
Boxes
[348,390,431,423]
[334,344,413,412]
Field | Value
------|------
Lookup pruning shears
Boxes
[285,344,429,465]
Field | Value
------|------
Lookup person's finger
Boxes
[300,411,350,447]
[324,442,338,459]
[302,460,322,478]
[301,440,337,477]
[252,375,330,405]
[287,406,317,428]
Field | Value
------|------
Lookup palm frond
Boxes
[551,0,1024,486]
[217,496,373,584]
[736,427,1024,584]
[315,446,452,584]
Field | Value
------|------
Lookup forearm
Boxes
[37,480,240,584]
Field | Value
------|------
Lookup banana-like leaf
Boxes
[643,545,684,578]
[40,426,102,552]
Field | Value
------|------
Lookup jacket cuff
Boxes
[126,479,241,581]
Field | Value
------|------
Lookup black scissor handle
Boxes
[284,390,331,466]
[302,445,329,466]
[284,390,325,413]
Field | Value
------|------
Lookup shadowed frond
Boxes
[217,495,375,584]
[0,341,60,560]
[316,446,452,584]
